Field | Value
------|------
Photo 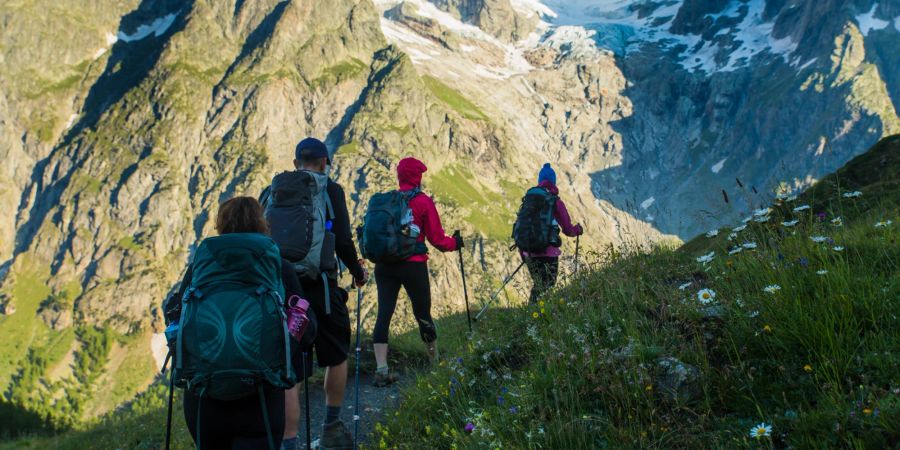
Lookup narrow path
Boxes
[295,372,406,449]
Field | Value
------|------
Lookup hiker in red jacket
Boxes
[371,157,461,387]
[521,163,583,304]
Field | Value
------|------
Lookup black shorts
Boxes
[300,276,350,368]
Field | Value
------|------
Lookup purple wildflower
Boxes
[497,395,505,405]
[465,422,475,433]
[509,406,519,414]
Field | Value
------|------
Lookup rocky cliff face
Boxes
[0,0,897,426]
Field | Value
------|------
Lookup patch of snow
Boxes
[406,47,434,62]
[93,48,107,59]
[796,57,818,71]
[105,32,118,46]
[641,196,655,209]
[151,333,168,371]
[711,158,727,174]
[380,19,436,46]
[510,0,557,19]
[65,113,78,129]
[856,4,890,36]
[117,13,178,43]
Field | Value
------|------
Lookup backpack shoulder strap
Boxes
[259,185,272,208]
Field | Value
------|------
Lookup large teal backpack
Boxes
[175,233,295,401]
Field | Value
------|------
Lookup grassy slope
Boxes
[6,137,897,448]
[372,135,899,448]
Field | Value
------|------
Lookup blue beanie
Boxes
[295,137,331,164]
[538,163,556,185]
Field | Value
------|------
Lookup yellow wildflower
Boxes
[645,384,653,391]
[763,325,772,333]
[803,364,813,373]
[863,408,873,415]
[532,312,539,319]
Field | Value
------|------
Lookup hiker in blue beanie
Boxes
[512,163,584,303]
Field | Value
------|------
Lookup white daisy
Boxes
[763,285,781,294]
[810,236,828,244]
[749,423,772,439]
[706,229,719,238]
[728,232,738,241]
[733,225,748,232]
[697,289,716,304]
[696,252,715,264]
[831,217,843,227]
[742,242,758,249]
[753,207,772,217]
[728,247,744,255]
[748,310,760,318]
[782,219,800,227]
[875,220,893,228]
[833,246,844,252]
[793,205,811,212]
[842,191,863,198]
[816,270,828,275]
[678,282,692,291]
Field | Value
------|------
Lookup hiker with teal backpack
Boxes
[162,196,317,450]
[359,157,462,387]
[260,138,369,450]
[513,163,584,304]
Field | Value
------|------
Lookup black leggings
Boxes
[525,256,559,304]
[183,388,285,450]
[373,261,437,344]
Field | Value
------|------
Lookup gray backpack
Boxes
[261,170,337,295]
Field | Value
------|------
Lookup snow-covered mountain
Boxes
[373,0,899,237]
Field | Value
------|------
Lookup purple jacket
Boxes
[522,181,583,258]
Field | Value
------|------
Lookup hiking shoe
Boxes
[372,371,399,387]
[321,420,353,450]
[426,341,439,363]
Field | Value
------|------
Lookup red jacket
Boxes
[522,181,583,258]
[397,158,458,262]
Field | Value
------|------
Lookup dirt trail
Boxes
[293,371,406,449]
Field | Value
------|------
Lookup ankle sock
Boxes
[324,405,341,425]
[376,365,389,375]
[281,437,297,450]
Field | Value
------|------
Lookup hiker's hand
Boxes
[453,230,464,251]
[574,224,584,236]
[355,260,369,287]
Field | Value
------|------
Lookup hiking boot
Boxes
[320,420,353,450]
[372,370,399,387]
[426,341,439,363]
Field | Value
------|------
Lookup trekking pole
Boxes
[164,354,175,450]
[574,235,581,275]
[455,232,473,332]
[474,261,526,321]
[303,352,311,450]
[353,285,363,449]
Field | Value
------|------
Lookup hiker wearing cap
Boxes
[513,163,583,304]
[260,138,368,450]
[361,157,462,387]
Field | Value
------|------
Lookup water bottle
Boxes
[286,295,310,340]
[164,320,180,349]
[408,223,421,239]
[325,220,333,231]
